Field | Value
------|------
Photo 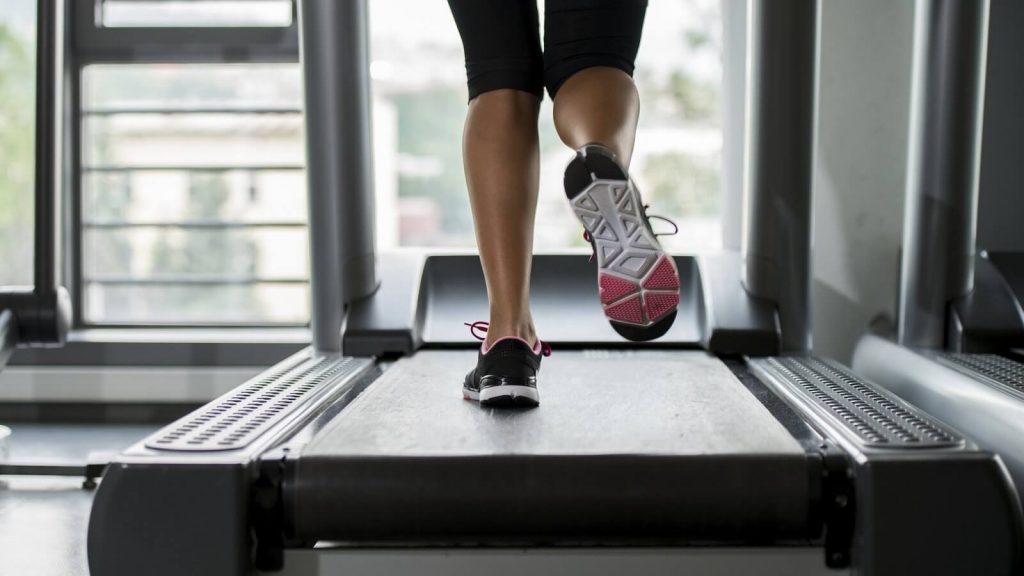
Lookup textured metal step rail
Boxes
[765,357,962,449]
[937,353,1024,396]
[146,354,363,452]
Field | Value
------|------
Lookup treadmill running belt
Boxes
[291,351,816,543]
[305,351,801,456]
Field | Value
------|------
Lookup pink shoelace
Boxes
[464,321,552,357]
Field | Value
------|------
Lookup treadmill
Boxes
[86,1,1023,575]
[853,0,1024,501]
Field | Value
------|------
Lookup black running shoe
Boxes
[463,322,550,407]
[564,144,681,342]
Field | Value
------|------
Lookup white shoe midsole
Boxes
[477,385,539,403]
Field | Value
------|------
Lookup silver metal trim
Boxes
[278,547,841,576]
[113,347,375,465]
[898,0,991,347]
[934,352,1024,402]
[145,354,360,451]
[299,0,378,352]
[742,0,820,352]
[750,356,965,456]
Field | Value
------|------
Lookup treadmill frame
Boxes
[84,0,1023,574]
[85,344,1023,576]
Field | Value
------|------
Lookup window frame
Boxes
[66,0,306,330]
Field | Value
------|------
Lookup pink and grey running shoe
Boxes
[564,144,681,342]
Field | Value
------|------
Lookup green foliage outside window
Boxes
[0,22,34,285]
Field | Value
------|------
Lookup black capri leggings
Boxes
[447,0,648,101]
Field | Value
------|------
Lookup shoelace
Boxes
[464,321,552,357]
[581,205,678,262]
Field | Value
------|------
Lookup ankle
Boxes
[483,319,537,349]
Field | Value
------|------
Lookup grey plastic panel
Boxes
[342,251,426,356]
[145,355,365,452]
[343,252,780,356]
[344,253,706,353]
[948,253,1024,351]
[89,463,250,576]
[989,251,1024,305]
[853,455,1021,576]
[761,357,962,449]
[699,251,780,355]
[292,351,814,543]
[422,255,703,345]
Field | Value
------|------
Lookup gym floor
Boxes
[0,423,158,576]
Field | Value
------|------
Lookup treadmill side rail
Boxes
[855,333,1024,511]
[751,355,1023,576]
[86,349,376,576]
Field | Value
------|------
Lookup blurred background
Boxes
[0,0,723,327]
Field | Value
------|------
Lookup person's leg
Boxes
[449,1,548,406]
[463,90,541,347]
[448,0,544,348]
[553,67,640,167]
[544,0,648,166]
[543,1,680,343]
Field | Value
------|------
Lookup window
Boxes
[75,0,724,327]
[80,64,307,325]
[0,0,35,287]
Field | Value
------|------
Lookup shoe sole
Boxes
[564,145,680,342]
[464,385,540,407]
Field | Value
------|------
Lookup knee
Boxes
[469,89,541,127]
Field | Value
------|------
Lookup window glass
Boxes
[0,0,35,286]
[81,64,308,324]
[79,0,723,325]
[101,1,293,28]
[368,0,723,252]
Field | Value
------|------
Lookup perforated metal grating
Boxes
[767,357,962,449]
[938,353,1024,394]
[146,354,361,452]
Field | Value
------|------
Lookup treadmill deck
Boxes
[304,350,802,457]
[290,351,813,544]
